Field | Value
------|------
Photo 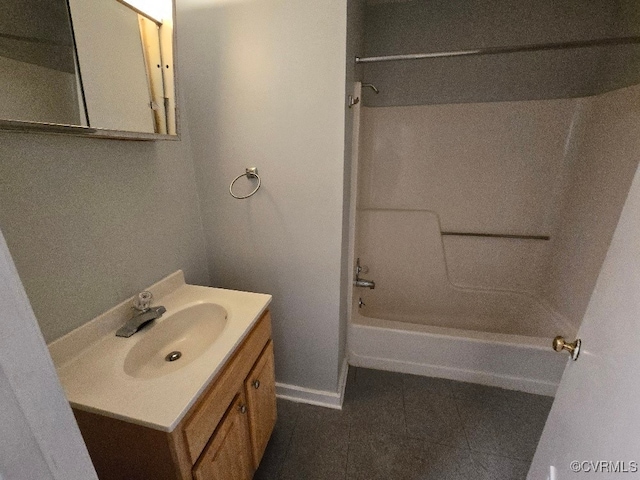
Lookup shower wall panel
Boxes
[543,84,640,334]
[356,85,640,336]
[355,209,563,336]
[359,100,576,233]
[358,98,578,296]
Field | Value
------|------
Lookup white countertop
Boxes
[48,271,271,432]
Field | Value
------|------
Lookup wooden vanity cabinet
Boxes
[192,392,253,480]
[244,341,277,469]
[74,310,277,480]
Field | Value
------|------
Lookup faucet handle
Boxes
[133,291,153,311]
[355,258,369,277]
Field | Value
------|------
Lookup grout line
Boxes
[467,446,533,463]
[452,397,473,451]
[401,376,408,435]
[469,452,492,477]
[274,404,301,479]
[344,414,353,480]
[402,432,480,450]
[343,367,355,480]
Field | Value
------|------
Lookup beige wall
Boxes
[177,0,348,393]
[0,129,210,342]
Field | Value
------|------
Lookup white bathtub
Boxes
[349,309,567,396]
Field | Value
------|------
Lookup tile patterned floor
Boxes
[255,368,553,480]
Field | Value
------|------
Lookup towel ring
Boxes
[229,167,261,199]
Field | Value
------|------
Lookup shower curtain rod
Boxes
[441,232,550,241]
[355,36,640,64]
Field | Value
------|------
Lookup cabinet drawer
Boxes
[245,340,277,468]
[182,311,272,464]
[192,392,253,480]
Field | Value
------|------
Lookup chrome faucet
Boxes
[115,291,166,338]
[353,258,375,289]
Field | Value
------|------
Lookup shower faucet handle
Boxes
[355,258,369,277]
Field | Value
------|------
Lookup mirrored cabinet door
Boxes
[0,0,86,127]
[0,0,177,138]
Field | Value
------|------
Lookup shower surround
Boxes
[349,84,640,395]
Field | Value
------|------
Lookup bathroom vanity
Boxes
[48,271,276,480]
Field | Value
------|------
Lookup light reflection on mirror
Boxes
[68,0,175,134]
[121,0,173,24]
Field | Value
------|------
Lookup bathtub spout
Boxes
[354,278,375,289]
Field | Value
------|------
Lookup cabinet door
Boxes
[244,341,277,468]
[192,392,253,480]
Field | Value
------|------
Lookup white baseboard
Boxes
[350,352,558,397]
[276,359,350,410]
[337,357,349,402]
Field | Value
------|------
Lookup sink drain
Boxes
[165,351,182,362]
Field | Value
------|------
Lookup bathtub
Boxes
[349,209,570,396]
[349,307,567,396]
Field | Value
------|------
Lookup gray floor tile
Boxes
[346,432,430,480]
[346,365,357,385]
[256,370,551,480]
[253,399,299,480]
[352,367,405,390]
[403,373,460,398]
[295,403,350,431]
[347,437,529,480]
[422,444,529,480]
[253,427,293,480]
[470,452,530,480]
[450,381,506,400]
[347,393,407,437]
[404,391,468,448]
[422,444,485,480]
[456,390,552,461]
[345,388,406,437]
[277,404,349,480]
[344,368,406,436]
[451,381,553,408]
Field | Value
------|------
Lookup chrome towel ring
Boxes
[229,167,261,199]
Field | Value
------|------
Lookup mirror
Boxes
[0,0,84,127]
[0,0,176,138]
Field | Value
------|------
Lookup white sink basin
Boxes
[123,303,228,379]
[48,270,271,432]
